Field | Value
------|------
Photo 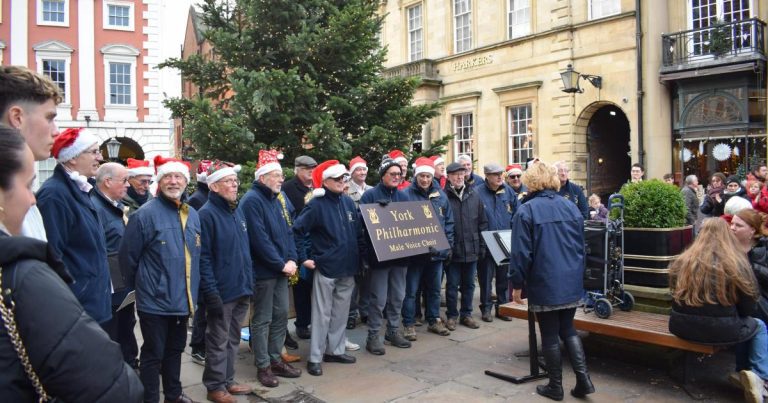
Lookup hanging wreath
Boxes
[712,143,732,161]
[679,148,692,163]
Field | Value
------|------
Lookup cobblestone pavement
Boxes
[164,310,741,403]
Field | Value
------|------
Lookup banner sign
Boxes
[360,201,451,262]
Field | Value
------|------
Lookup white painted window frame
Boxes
[507,104,533,165]
[453,0,472,54]
[103,0,134,31]
[453,112,474,161]
[588,0,620,21]
[37,0,69,27]
[101,44,140,122]
[33,40,73,120]
[407,3,423,62]
[508,0,531,39]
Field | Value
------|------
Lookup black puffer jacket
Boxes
[444,184,488,263]
[0,232,143,401]
[669,291,759,346]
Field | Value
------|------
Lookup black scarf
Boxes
[127,185,149,206]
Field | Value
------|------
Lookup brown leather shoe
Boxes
[206,390,236,403]
[270,360,302,378]
[257,366,279,388]
[281,352,301,363]
[226,383,252,395]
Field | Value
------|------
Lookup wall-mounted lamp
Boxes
[560,64,602,94]
[597,157,604,165]
[84,115,91,127]
[106,137,122,162]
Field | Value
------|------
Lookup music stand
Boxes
[481,230,547,384]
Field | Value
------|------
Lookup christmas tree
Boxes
[161,0,445,169]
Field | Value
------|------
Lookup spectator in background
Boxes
[0,127,144,403]
[663,173,675,185]
[457,154,483,188]
[509,161,593,401]
[37,128,112,326]
[630,163,644,183]
[123,158,154,216]
[588,194,609,222]
[701,173,727,218]
[669,218,768,403]
[681,175,700,227]
[91,162,138,369]
[723,196,754,224]
[748,163,768,184]
[119,156,200,403]
[747,180,763,207]
[0,66,62,241]
[724,175,750,207]
[553,161,589,220]
[198,161,254,403]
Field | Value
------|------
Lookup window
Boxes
[101,44,139,121]
[42,59,66,100]
[508,0,531,39]
[38,0,68,26]
[690,0,753,56]
[104,1,134,31]
[109,62,132,105]
[34,158,57,191]
[453,113,474,160]
[407,4,423,61]
[453,0,472,53]
[508,105,533,165]
[589,0,620,20]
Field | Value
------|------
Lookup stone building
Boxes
[379,0,767,196]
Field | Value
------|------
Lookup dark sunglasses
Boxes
[508,175,521,179]
[331,175,350,183]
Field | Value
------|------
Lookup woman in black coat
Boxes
[0,128,143,402]
[669,218,768,403]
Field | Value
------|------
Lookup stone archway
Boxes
[574,102,631,200]
[99,136,145,165]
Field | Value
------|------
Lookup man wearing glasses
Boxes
[197,161,254,402]
[293,160,364,376]
[505,164,527,201]
[123,158,155,216]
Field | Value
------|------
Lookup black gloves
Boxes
[428,246,440,257]
[204,292,224,317]
[377,199,390,207]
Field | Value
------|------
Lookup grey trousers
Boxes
[367,265,407,335]
[250,277,288,368]
[203,297,249,392]
[309,272,355,363]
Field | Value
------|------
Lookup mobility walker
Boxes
[582,193,634,319]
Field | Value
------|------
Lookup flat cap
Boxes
[446,162,467,174]
[483,163,504,174]
[294,155,318,168]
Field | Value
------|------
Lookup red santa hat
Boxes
[413,157,435,176]
[430,155,445,166]
[506,164,523,176]
[254,149,283,180]
[205,160,242,184]
[126,158,154,177]
[388,149,408,164]
[154,155,191,182]
[196,160,213,182]
[349,156,367,173]
[51,127,100,163]
[311,160,348,197]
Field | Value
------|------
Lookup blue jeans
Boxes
[402,260,443,326]
[446,261,477,319]
[735,318,768,380]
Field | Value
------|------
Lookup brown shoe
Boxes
[206,390,236,403]
[271,360,302,378]
[281,352,301,363]
[445,317,457,331]
[460,316,480,329]
[226,383,252,395]
[257,366,279,388]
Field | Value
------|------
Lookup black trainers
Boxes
[384,331,412,348]
[284,333,298,350]
[191,350,205,365]
[346,316,357,330]
[366,335,385,355]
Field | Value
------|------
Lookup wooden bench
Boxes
[498,302,720,399]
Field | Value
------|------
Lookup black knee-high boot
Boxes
[536,344,564,401]
[565,335,595,398]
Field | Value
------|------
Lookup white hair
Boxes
[457,154,472,163]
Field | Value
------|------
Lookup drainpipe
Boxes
[636,0,645,167]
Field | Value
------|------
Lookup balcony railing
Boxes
[382,59,440,81]
[661,18,765,67]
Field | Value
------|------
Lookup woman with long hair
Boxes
[669,218,768,402]
[0,127,143,401]
[510,161,593,401]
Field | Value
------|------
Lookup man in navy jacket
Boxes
[476,163,518,322]
[239,150,302,387]
[403,158,455,339]
[119,156,201,403]
[37,127,112,325]
[360,157,413,355]
[293,160,365,376]
[91,162,138,368]
[197,162,254,402]
[554,161,590,220]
